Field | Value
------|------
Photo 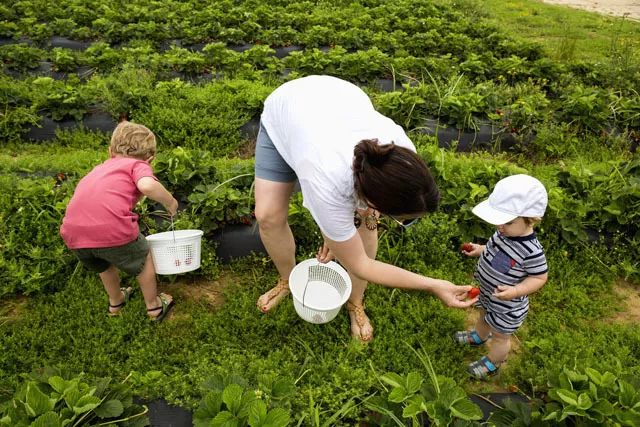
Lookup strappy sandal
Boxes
[147,294,174,323]
[108,287,134,316]
[257,278,290,312]
[467,356,501,379]
[452,329,492,346]
[346,300,373,342]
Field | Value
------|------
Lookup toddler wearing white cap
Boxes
[453,174,549,379]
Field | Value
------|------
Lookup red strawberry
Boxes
[175,260,181,267]
[185,258,192,265]
[461,243,473,252]
[468,287,480,298]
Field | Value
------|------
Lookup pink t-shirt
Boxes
[60,157,158,249]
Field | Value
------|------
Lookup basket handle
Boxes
[170,215,176,244]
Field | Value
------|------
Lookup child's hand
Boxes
[493,285,518,300]
[460,242,483,257]
[167,197,179,216]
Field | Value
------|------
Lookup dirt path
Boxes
[542,0,640,20]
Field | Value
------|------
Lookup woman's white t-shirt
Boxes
[260,75,416,242]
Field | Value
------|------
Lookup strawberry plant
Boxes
[0,367,149,427]
[193,373,294,427]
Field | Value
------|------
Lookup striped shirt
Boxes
[474,231,547,315]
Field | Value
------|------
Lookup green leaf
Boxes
[405,372,423,395]
[271,379,296,399]
[590,399,614,416]
[247,400,267,426]
[577,393,592,410]
[30,411,61,427]
[222,384,243,415]
[380,373,403,389]
[72,395,101,414]
[263,408,290,427]
[211,411,238,427]
[94,399,124,418]
[25,383,55,417]
[450,398,483,420]
[585,368,602,386]
[402,395,427,418]
[48,377,67,394]
[555,389,578,406]
[388,387,408,403]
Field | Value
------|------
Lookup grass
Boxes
[482,0,640,62]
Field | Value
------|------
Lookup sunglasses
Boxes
[387,214,421,229]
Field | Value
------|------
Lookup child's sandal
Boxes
[467,356,501,379]
[452,329,492,346]
[108,287,134,316]
[147,294,174,323]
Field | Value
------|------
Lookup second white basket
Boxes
[289,259,352,324]
[146,229,204,275]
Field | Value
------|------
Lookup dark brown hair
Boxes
[353,139,440,215]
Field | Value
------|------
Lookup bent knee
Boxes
[255,207,289,230]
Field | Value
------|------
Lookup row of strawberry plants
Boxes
[0,0,536,60]
[2,37,637,94]
[1,69,639,149]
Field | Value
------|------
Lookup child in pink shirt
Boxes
[61,121,178,321]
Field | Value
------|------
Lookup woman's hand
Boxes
[431,279,477,308]
[316,241,335,263]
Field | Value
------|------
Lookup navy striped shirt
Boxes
[474,231,547,314]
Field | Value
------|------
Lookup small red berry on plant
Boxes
[509,385,519,393]
[468,287,480,298]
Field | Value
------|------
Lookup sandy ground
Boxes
[542,0,640,20]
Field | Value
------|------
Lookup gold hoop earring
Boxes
[365,210,378,231]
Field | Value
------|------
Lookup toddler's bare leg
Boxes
[474,312,493,341]
[137,252,172,313]
[100,264,131,313]
[488,331,511,364]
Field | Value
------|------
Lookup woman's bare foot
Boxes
[256,279,290,312]
[346,300,373,342]
[108,287,133,315]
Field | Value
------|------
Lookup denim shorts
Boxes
[254,122,297,183]
[71,233,150,276]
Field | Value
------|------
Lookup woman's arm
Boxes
[324,232,477,308]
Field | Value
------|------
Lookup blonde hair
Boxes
[110,121,156,160]
[523,217,542,227]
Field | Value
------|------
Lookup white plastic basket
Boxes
[146,229,204,275]
[289,259,352,324]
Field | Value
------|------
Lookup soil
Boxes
[157,272,242,320]
[605,279,640,324]
[541,0,640,20]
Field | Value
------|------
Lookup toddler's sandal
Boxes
[108,287,134,316]
[467,356,501,379]
[452,329,492,346]
[147,295,174,323]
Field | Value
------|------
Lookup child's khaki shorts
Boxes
[71,234,150,276]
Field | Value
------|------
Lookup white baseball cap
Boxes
[472,174,548,225]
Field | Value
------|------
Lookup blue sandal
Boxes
[108,287,134,316]
[147,294,174,323]
[452,329,492,346]
[467,356,501,379]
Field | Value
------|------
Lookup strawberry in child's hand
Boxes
[461,243,473,252]
[468,287,480,299]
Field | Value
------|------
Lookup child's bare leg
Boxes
[474,310,492,341]
[487,330,511,364]
[100,264,132,313]
[137,252,172,315]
